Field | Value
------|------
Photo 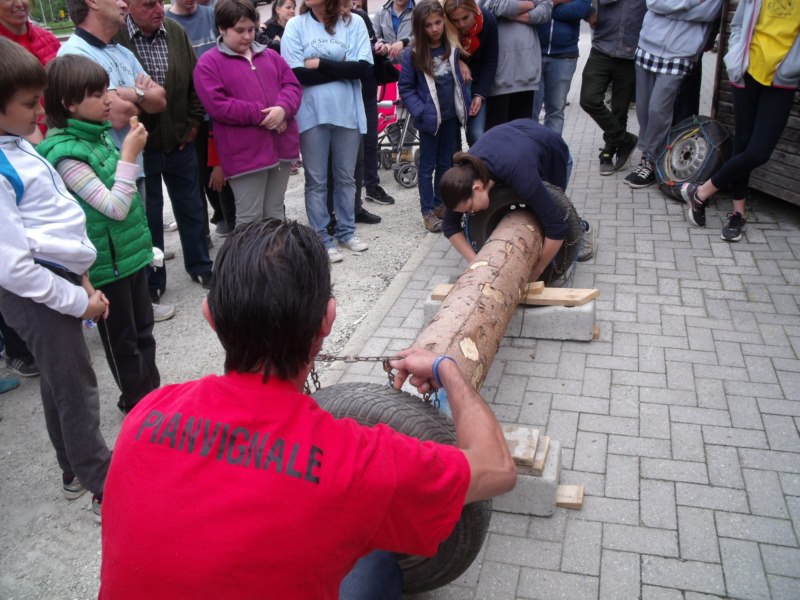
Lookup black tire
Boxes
[311,382,492,594]
[656,115,732,201]
[464,183,582,285]
[380,150,393,170]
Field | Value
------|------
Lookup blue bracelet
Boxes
[432,355,457,389]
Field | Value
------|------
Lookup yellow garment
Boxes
[748,0,800,86]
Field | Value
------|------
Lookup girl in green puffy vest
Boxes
[39,54,161,415]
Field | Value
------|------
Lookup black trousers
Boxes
[195,120,237,230]
[0,286,111,495]
[0,309,34,364]
[710,74,797,199]
[97,267,160,412]
[579,48,637,150]
[485,90,535,131]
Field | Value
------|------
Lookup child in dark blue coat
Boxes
[399,0,470,233]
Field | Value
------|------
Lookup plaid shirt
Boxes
[635,47,693,77]
[126,16,169,86]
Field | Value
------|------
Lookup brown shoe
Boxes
[433,204,446,220]
[423,210,442,233]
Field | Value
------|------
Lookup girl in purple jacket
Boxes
[193,0,302,225]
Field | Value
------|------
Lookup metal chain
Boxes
[304,353,440,408]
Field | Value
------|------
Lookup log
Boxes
[413,210,543,390]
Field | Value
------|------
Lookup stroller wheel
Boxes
[394,164,418,188]
[414,148,420,167]
[380,150,393,170]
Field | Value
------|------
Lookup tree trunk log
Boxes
[413,211,544,390]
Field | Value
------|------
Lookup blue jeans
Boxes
[418,117,460,214]
[466,101,487,146]
[532,56,578,136]
[300,124,361,248]
[339,551,403,600]
[143,143,214,294]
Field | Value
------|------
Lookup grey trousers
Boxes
[228,162,292,225]
[634,66,684,163]
[0,288,111,496]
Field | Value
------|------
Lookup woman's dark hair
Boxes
[44,55,109,129]
[0,38,46,112]
[215,0,258,30]
[207,219,333,381]
[266,0,295,25]
[440,152,490,209]
[299,0,350,36]
[411,0,450,76]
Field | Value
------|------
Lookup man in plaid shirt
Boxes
[116,0,214,302]
[624,0,722,189]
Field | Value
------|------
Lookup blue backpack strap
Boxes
[0,148,25,205]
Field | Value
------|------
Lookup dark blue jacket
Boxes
[462,7,499,100]
[442,119,571,240]
[398,46,470,135]
[535,0,592,56]
[591,0,647,60]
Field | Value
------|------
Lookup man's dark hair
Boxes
[66,0,90,26]
[207,219,333,381]
[44,55,110,129]
[215,0,258,30]
[0,38,46,112]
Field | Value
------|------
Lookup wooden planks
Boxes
[432,283,599,307]
[556,485,585,510]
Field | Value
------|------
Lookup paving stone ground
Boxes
[329,24,800,600]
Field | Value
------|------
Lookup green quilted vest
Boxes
[38,119,153,288]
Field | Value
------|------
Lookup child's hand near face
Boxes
[120,120,148,163]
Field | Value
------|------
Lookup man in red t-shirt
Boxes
[99,219,516,599]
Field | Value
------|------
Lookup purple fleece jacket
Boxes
[193,41,302,178]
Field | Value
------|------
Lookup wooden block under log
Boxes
[431,283,599,307]
[532,435,550,476]
[556,484,585,510]
[502,425,540,468]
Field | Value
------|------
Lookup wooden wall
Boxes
[713,0,800,207]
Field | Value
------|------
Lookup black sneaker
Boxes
[365,186,395,205]
[6,357,39,378]
[191,271,213,289]
[355,209,381,224]
[598,149,614,176]
[721,211,746,242]
[625,160,656,188]
[614,133,638,171]
[680,182,706,227]
[91,494,102,523]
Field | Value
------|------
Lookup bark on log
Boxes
[413,211,544,390]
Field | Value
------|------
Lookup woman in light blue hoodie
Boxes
[681,0,799,242]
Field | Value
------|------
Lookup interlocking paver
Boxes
[676,482,749,512]
[716,513,798,546]
[562,518,602,576]
[641,556,725,595]
[677,506,720,562]
[743,468,790,518]
[599,550,639,600]
[720,538,771,600]
[516,568,598,599]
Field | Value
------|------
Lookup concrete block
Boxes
[520,300,596,341]
[494,439,562,516]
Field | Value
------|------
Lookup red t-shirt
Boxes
[99,373,470,599]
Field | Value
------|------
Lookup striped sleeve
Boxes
[56,159,138,221]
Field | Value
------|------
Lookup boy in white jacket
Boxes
[0,37,112,520]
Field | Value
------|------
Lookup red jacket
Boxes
[0,21,60,65]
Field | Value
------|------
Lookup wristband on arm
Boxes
[432,355,457,388]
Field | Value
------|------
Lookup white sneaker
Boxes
[152,303,176,322]
[327,247,344,263]
[163,250,175,261]
[339,236,368,252]
[163,221,177,232]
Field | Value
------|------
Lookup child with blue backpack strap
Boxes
[0,37,111,520]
